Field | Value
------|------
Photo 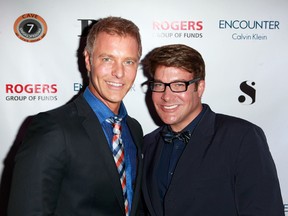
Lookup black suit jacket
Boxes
[142,104,284,216]
[8,94,143,216]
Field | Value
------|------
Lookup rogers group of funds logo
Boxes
[5,84,58,102]
[14,13,47,42]
[152,20,203,39]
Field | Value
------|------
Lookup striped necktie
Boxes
[106,116,129,216]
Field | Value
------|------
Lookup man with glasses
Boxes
[141,44,284,216]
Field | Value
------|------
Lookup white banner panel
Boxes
[0,0,287,214]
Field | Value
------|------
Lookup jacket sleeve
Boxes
[234,125,284,216]
[8,113,67,216]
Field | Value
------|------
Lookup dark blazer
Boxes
[142,104,284,216]
[8,94,143,216]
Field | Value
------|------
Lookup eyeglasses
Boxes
[149,78,200,93]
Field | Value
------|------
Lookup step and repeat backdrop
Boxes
[0,0,287,213]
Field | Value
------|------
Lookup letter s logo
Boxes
[238,80,256,104]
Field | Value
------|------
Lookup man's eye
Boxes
[154,83,163,87]
[102,57,112,62]
[174,82,185,87]
[123,60,135,65]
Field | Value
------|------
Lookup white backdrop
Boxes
[0,0,287,214]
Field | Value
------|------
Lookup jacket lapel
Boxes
[126,117,143,215]
[144,128,165,216]
[75,95,125,212]
[169,105,216,184]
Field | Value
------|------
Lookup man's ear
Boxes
[84,50,91,72]
[197,80,205,98]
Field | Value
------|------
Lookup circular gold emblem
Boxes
[14,13,47,42]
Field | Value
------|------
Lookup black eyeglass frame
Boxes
[149,78,201,93]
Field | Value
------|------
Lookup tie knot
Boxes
[161,128,191,144]
[106,116,122,124]
[106,116,122,135]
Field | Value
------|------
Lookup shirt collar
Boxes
[83,87,127,123]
